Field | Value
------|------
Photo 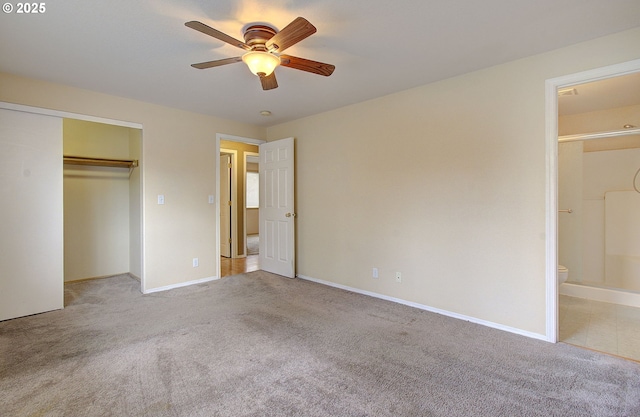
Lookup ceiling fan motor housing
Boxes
[243,25,277,51]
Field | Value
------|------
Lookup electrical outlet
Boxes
[157,194,165,205]
[395,272,402,283]
[193,258,199,267]
[372,267,379,279]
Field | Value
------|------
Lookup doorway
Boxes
[545,58,640,351]
[216,135,297,279]
[217,135,264,278]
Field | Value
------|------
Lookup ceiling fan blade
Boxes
[191,57,243,69]
[266,17,316,53]
[260,73,278,90]
[279,55,335,77]
[185,21,250,50]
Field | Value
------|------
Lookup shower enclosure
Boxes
[558,141,640,293]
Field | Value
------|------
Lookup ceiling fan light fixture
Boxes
[242,51,280,77]
[186,17,333,90]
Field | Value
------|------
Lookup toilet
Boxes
[558,265,569,284]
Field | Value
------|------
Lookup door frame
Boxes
[215,133,265,278]
[544,58,640,343]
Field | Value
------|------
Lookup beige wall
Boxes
[267,27,640,337]
[0,72,265,292]
[63,119,140,281]
[246,209,259,235]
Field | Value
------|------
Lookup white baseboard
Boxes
[297,274,547,342]
[143,275,219,294]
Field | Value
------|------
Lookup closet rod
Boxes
[63,155,139,169]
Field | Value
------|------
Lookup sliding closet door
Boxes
[0,108,64,321]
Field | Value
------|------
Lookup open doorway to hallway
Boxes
[220,256,260,277]
[218,136,264,278]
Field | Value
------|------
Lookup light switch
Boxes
[158,194,165,205]
[208,195,215,204]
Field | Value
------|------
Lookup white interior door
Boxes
[259,138,295,278]
[0,108,64,321]
[220,154,231,258]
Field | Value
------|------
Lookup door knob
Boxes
[285,212,297,218]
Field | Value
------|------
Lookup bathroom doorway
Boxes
[547,59,640,359]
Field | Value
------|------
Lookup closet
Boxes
[63,119,142,282]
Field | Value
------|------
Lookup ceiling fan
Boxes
[185,17,335,90]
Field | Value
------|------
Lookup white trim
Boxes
[0,101,143,129]
[560,283,640,308]
[545,77,559,343]
[297,274,547,342]
[216,133,265,146]
[142,275,219,294]
[215,134,266,279]
[544,58,640,344]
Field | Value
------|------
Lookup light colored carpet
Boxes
[247,234,259,255]
[1,271,639,416]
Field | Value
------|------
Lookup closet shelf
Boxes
[63,155,139,169]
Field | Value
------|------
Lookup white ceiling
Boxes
[1,0,639,127]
